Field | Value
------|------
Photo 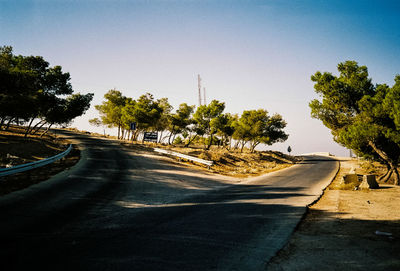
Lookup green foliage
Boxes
[89,118,102,127]
[131,93,163,131]
[193,100,225,149]
[94,89,127,138]
[310,60,400,184]
[210,113,237,148]
[155,97,173,132]
[92,86,287,152]
[233,109,288,152]
[168,103,195,144]
[94,91,172,140]
[173,136,183,144]
[0,46,93,135]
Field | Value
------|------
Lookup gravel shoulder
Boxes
[267,159,400,271]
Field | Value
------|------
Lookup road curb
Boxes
[266,159,341,268]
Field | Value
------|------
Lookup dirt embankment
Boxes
[0,126,80,196]
[122,143,299,178]
[267,159,400,271]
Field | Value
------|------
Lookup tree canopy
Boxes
[93,90,288,152]
[310,60,400,184]
[233,109,288,152]
[0,46,93,136]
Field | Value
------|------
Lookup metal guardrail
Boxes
[154,148,214,168]
[0,145,73,177]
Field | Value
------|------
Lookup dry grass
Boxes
[0,126,80,196]
[120,140,298,177]
[69,128,298,178]
[329,159,388,190]
[160,144,299,177]
[0,126,67,166]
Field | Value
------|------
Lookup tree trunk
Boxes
[233,139,240,150]
[185,134,197,148]
[378,162,391,182]
[40,123,53,138]
[168,127,176,145]
[393,168,400,185]
[33,121,47,135]
[133,130,139,141]
[250,141,260,153]
[369,141,400,185]
[240,140,246,153]
[5,117,13,130]
[168,131,173,145]
[158,131,163,143]
[118,124,121,140]
[378,169,391,182]
[206,133,214,150]
[381,169,393,183]
[0,117,5,130]
[31,120,46,134]
[24,118,35,138]
[30,120,43,134]
[226,136,232,151]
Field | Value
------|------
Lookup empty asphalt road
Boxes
[0,131,338,270]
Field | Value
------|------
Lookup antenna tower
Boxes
[203,87,206,105]
[198,74,202,106]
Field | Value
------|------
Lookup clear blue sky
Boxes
[1,0,400,155]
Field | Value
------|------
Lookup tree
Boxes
[192,100,225,149]
[310,61,400,184]
[129,93,163,142]
[95,89,127,139]
[0,46,93,135]
[168,103,194,145]
[135,93,163,129]
[38,93,93,137]
[154,97,173,143]
[121,98,137,140]
[89,117,106,136]
[233,109,288,152]
[210,113,236,149]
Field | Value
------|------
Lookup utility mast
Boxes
[203,87,206,105]
[198,74,202,107]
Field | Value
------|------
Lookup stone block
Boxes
[359,174,379,189]
[342,174,359,184]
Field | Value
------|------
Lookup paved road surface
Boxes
[0,131,338,270]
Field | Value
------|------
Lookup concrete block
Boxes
[342,174,359,184]
[359,174,379,189]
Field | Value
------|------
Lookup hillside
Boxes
[0,126,79,195]
[121,142,299,178]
